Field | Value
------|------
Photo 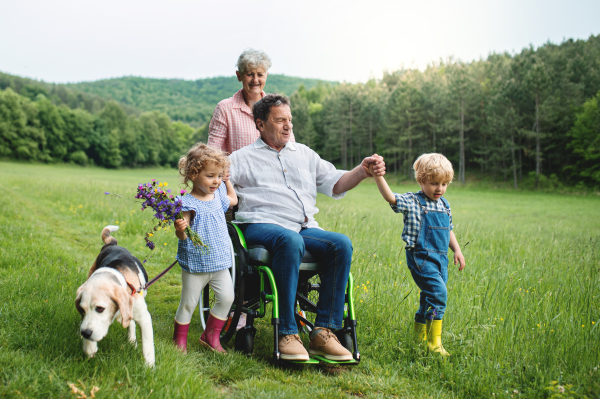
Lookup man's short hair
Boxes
[252,93,291,125]
[413,153,454,184]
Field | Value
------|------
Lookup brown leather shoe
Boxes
[278,334,309,361]
[309,328,353,361]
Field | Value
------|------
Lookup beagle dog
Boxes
[75,225,155,366]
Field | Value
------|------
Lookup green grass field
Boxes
[1,161,599,398]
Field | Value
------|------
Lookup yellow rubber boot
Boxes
[413,321,427,342]
[426,319,450,357]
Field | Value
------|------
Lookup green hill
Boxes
[66,75,336,126]
[0,71,140,116]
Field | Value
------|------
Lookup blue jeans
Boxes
[240,223,352,335]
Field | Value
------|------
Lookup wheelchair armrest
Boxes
[248,246,273,265]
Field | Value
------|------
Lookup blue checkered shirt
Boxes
[391,191,453,249]
[176,184,231,273]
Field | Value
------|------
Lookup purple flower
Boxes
[105,192,110,195]
[136,179,207,253]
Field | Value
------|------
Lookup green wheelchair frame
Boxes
[202,222,361,365]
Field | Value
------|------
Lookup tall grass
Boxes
[0,161,598,398]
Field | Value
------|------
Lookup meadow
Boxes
[0,161,598,398]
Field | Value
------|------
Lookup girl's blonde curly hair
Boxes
[413,153,454,184]
[178,143,230,187]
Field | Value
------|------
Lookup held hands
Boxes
[368,162,378,177]
[454,251,466,271]
[361,154,386,177]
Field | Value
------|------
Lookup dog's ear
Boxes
[111,285,133,328]
[75,284,86,317]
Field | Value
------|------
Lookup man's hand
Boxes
[454,251,465,271]
[174,219,188,232]
[333,154,386,194]
[361,154,386,177]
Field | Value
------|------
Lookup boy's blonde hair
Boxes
[178,143,230,187]
[413,153,454,184]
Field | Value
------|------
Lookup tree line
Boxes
[0,88,207,168]
[0,71,330,168]
[290,35,600,188]
[1,35,599,187]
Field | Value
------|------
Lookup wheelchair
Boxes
[199,222,361,365]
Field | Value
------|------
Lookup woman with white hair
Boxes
[206,49,295,330]
[208,48,295,154]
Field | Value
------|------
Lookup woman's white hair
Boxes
[236,48,272,73]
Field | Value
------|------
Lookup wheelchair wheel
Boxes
[234,326,256,356]
[296,273,320,334]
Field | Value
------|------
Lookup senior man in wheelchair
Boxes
[229,93,386,361]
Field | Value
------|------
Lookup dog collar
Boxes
[126,280,143,297]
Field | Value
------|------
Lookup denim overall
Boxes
[406,193,451,324]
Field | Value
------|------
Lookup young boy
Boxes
[371,153,465,357]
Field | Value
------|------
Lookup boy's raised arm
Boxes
[374,176,397,205]
[369,163,396,205]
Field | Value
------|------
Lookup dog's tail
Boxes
[101,225,119,245]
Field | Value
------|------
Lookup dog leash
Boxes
[143,259,179,290]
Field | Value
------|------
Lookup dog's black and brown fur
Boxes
[75,226,155,366]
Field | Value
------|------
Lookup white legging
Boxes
[175,268,234,324]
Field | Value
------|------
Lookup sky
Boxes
[1,0,599,84]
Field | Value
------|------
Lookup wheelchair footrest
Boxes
[287,358,320,364]
[312,355,359,365]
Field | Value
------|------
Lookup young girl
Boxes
[370,153,465,357]
[172,143,238,353]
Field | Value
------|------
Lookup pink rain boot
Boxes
[199,314,227,353]
[173,321,190,353]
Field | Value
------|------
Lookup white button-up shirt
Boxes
[229,138,347,232]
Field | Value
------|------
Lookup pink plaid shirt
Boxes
[208,89,295,154]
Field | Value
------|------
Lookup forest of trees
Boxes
[1,35,599,187]
[289,35,600,188]
[0,73,328,168]
[67,75,334,127]
[0,87,206,168]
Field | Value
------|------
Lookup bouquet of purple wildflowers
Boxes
[136,179,208,253]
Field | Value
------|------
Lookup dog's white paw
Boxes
[128,320,137,345]
[83,339,98,357]
[145,355,155,367]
